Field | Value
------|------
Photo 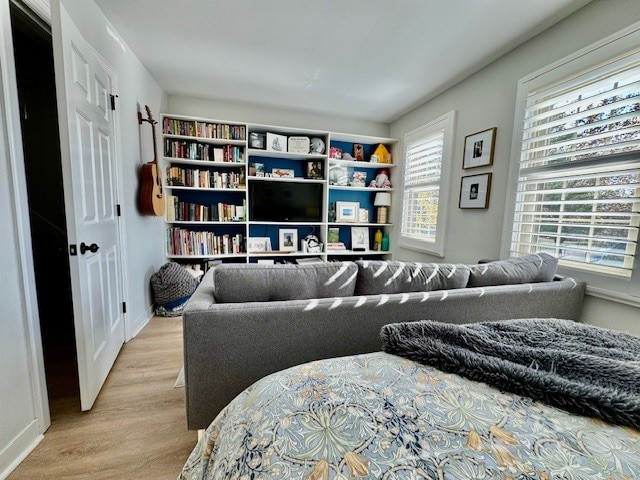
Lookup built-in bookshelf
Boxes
[161,113,397,268]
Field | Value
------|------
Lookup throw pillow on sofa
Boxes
[467,253,558,287]
[354,260,471,295]
[213,261,358,303]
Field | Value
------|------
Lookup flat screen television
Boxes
[249,181,323,222]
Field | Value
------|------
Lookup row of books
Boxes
[164,118,246,140]
[164,140,244,163]
[165,196,245,222]
[166,167,244,189]
[167,228,245,256]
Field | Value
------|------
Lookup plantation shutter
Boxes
[511,53,640,278]
[401,130,444,241]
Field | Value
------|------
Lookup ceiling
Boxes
[94,0,593,123]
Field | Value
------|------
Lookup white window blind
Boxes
[511,53,640,279]
[399,111,455,256]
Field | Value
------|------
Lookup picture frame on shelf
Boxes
[279,229,298,251]
[335,201,359,223]
[306,161,323,179]
[249,132,266,150]
[462,127,496,169]
[354,143,364,161]
[272,168,295,178]
[288,136,310,154]
[253,162,265,177]
[459,173,492,209]
[247,237,272,253]
[266,132,287,153]
[358,208,369,223]
[351,227,369,251]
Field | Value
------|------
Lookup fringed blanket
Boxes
[381,318,640,429]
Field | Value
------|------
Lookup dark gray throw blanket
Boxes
[381,318,640,429]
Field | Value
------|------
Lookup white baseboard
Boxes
[126,306,154,342]
[0,420,43,480]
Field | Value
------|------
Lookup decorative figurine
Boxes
[374,168,391,188]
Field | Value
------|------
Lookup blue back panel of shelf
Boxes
[248,155,308,178]
[249,223,322,248]
[330,140,377,161]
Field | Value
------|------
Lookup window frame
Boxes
[398,110,456,257]
[502,22,640,305]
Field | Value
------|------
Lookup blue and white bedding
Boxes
[179,352,640,479]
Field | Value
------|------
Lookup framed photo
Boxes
[358,208,369,223]
[459,173,492,209]
[327,227,340,243]
[306,161,323,179]
[354,143,364,161]
[247,237,272,253]
[462,127,496,169]
[279,229,298,251]
[272,168,294,178]
[352,171,367,187]
[335,201,359,223]
[266,132,287,152]
[351,227,369,251]
[249,132,266,150]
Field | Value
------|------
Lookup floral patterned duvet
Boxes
[179,352,640,479]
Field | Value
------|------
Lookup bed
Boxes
[179,319,640,479]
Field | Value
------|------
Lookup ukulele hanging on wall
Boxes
[138,105,165,216]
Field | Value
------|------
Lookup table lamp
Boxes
[374,192,391,224]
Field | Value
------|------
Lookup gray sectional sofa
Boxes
[182,254,586,429]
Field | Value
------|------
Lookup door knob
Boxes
[80,242,100,254]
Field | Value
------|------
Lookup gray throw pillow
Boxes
[467,253,558,287]
[354,260,470,295]
[213,261,358,303]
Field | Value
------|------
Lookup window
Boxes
[507,36,640,300]
[399,111,455,256]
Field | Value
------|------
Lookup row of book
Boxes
[167,228,245,256]
[164,140,244,163]
[166,167,244,189]
[165,196,245,222]
[164,118,246,140]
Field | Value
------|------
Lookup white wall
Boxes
[390,0,640,335]
[167,95,389,139]
[59,0,168,339]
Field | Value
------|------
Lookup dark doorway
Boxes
[10,1,80,412]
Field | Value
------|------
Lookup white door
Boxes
[54,5,125,410]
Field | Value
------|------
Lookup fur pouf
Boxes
[381,318,640,429]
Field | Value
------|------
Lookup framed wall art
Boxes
[279,229,298,251]
[462,127,496,169]
[351,227,369,251]
[459,173,492,209]
[335,201,359,222]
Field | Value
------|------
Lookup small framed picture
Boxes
[335,201,359,223]
[279,229,298,251]
[327,227,340,243]
[272,168,294,178]
[459,173,492,209]
[352,171,367,187]
[306,161,323,179]
[354,143,364,161]
[253,162,265,177]
[358,208,369,223]
[266,132,287,152]
[249,132,266,150]
[247,237,272,253]
[351,227,369,251]
[463,127,496,169]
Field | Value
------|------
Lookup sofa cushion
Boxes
[467,253,558,287]
[354,260,470,295]
[213,261,358,303]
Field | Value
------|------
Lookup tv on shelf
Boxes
[249,181,323,222]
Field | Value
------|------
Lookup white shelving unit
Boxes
[161,113,398,267]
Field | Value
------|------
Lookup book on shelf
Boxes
[326,242,346,250]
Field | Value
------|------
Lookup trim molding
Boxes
[585,286,640,308]
[0,422,42,480]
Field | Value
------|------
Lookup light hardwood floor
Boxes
[9,316,197,480]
